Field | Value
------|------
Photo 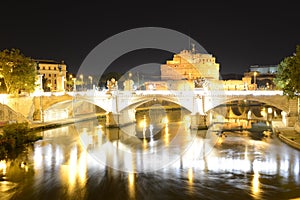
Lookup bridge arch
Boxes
[73,98,110,113]
[42,98,109,122]
[205,95,289,114]
[119,95,192,113]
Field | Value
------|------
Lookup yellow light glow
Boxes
[139,118,147,128]
[252,161,261,199]
[162,116,169,124]
[217,136,223,145]
[188,168,194,184]
[143,138,148,149]
[68,146,77,192]
[267,107,272,114]
[20,161,29,172]
[0,160,7,175]
[260,108,266,117]
[0,94,8,104]
[128,173,135,199]
[164,125,169,145]
[78,150,87,186]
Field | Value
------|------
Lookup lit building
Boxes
[248,64,278,74]
[160,49,220,81]
[35,59,67,91]
[244,64,278,89]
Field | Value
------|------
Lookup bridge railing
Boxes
[66,89,284,97]
[29,89,284,98]
[223,90,283,96]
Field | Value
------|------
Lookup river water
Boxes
[1,109,300,200]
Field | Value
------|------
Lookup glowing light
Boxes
[0,160,7,175]
[164,125,169,145]
[78,150,87,186]
[20,161,29,172]
[0,94,8,104]
[139,117,147,128]
[188,168,194,184]
[143,138,148,149]
[280,158,290,177]
[68,145,77,191]
[252,160,261,199]
[294,158,300,183]
[34,146,43,170]
[55,147,63,166]
[128,173,136,199]
[162,116,169,124]
[267,107,272,114]
[260,108,266,117]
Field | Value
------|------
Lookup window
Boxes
[43,67,45,70]
[54,67,56,70]
[48,67,51,70]
[49,74,51,77]
[54,74,56,77]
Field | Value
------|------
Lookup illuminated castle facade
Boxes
[160,48,220,81]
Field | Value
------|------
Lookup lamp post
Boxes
[137,72,139,90]
[254,71,257,90]
[72,78,77,92]
[79,74,83,91]
[88,76,93,89]
[69,75,73,91]
[128,72,133,90]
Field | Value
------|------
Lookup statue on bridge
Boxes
[106,78,118,93]
[194,77,207,88]
[123,79,134,91]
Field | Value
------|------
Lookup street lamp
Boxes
[137,72,139,90]
[72,78,76,92]
[253,71,257,90]
[79,74,83,90]
[88,76,92,89]
[254,71,257,85]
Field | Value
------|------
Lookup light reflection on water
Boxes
[0,111,300,199]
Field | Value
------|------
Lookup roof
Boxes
[33,59,65,65]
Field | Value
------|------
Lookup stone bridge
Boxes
[0,90,298,128]
[75,90,298,128]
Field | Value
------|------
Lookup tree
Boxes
[274,45,300,98]
[0,49,36,94]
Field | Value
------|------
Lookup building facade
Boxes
[35,59,67,91]
[244,64,278,89]
[248,64,278,74]
[160,49,220,81]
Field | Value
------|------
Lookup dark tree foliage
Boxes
[274,45,300,98]
[0,122,42,159]
[0,49,36,94]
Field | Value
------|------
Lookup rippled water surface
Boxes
[1,111,300,200]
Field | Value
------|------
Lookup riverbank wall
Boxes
[273,120,300,151]
[29,113,105,131]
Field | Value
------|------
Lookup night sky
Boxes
[1,1,299,77]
